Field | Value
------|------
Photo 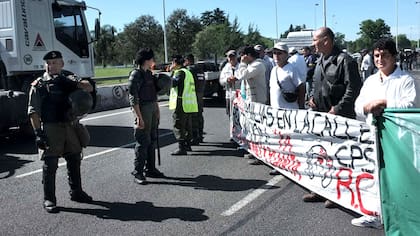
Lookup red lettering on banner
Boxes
[336,168,355,205]
[336,168,377,216]
[356,173,376,216]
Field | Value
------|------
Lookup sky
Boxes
[84,0,420,42]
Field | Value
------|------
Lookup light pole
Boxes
[163,0,168,63]
[323,0,327,27]
[416,1,420,49]
[396,0,399,51]
[275,0,279,39]
[314,3,319,30]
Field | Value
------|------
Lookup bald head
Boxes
[312,27,335,55]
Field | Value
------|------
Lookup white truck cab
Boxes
[0,0,99,134]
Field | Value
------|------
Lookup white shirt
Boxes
[354,67,417,121]
[219,62,240,89]
[269,63,304,109]
[360,54,373,71]
[288,54,307,81]
[236,59,267,103]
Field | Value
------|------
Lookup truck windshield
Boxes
[53,4,89,58]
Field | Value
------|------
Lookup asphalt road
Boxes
[0,97,386,236]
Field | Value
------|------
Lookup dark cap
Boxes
[43,51,63,60]
[171,55,184,65]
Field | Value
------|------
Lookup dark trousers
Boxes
[42,153,82,202]
[133,102,158,175]
[192,92,204,140]
[173,100,192,147]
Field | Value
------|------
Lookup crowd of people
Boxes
[29,26,418,233]
[218,26,418,229]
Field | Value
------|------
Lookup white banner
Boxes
[231,94,381,217]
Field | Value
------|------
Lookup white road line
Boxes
[15,132,173,179]
[221,175,285,216]
[81,102,169,122]
[81,110,131,121]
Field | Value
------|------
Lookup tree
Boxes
[357,19,391,49]
[95,24,117,67]
[167,9,202,56]
[395,34,412,50]
[334,32,346,50]
[117,15,163,64]
[243,25,265,47]
[193,24,228,60]
[200,8,228,26]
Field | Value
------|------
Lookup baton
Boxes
[156,127,161,166]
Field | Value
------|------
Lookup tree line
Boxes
[93,8,417,67]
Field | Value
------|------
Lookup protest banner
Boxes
[378,109,420,235]
[231,95,381,217]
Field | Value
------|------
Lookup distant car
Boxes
[195,61,223,99]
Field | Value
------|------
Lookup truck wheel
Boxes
[0,61,7,90]
[217,84,225,101]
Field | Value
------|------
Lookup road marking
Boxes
[15,132,173,179]
[81,102,169,122]
[221,175,285,216]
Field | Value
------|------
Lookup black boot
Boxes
[42,157,59,213]
[171,142,187,155]
[184,141,192,151]
[145,144,164,178]
[66,154,92,203]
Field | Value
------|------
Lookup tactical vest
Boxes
[37,74,77,122]
[169,68,198,113]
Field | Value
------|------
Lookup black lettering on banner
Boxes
[264,106,274,127]
[362,147,375,174]
[349,145,364,169]
[300,111,311,134]
[276,109,284,129]
[311,113,323,136]
[359,125,373,144]
[321,115,333,137]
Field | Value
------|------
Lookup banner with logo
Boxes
[377,109,420,235]
[231,95,380,217]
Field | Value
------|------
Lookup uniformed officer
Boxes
[28,50,94,213]
[128,48,164,185]
[183,54,204,145]
[169,55,198,155]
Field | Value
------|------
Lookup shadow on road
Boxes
[147,174,277,192]
[0,154,33,179]
[59,200,208,222]
[203,97,225,108]
[86,125,176,148]
[190,141,246,158]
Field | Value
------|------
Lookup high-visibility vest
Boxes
[169,68,198,113]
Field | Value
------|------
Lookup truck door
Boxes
[52,3,89,59]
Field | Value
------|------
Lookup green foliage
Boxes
[200,8,227,26]
[167,9,202,56]
[357,19,391,50]
[117,15,164,64]
[94,67,133,78]
[94,25,117,67]
[395,34,412,50]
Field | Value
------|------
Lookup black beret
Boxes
[171,55,184,65]
[43,51,63,60]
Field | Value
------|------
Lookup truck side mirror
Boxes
[94,18,100,40]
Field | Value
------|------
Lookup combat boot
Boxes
[171,143,187,155]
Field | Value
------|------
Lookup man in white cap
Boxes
[254,44,274,104]
[219,49,240,116]
[288,47,308,87]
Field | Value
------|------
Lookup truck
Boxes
[0,0,100,135]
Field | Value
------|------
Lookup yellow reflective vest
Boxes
[169,68,198,113]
